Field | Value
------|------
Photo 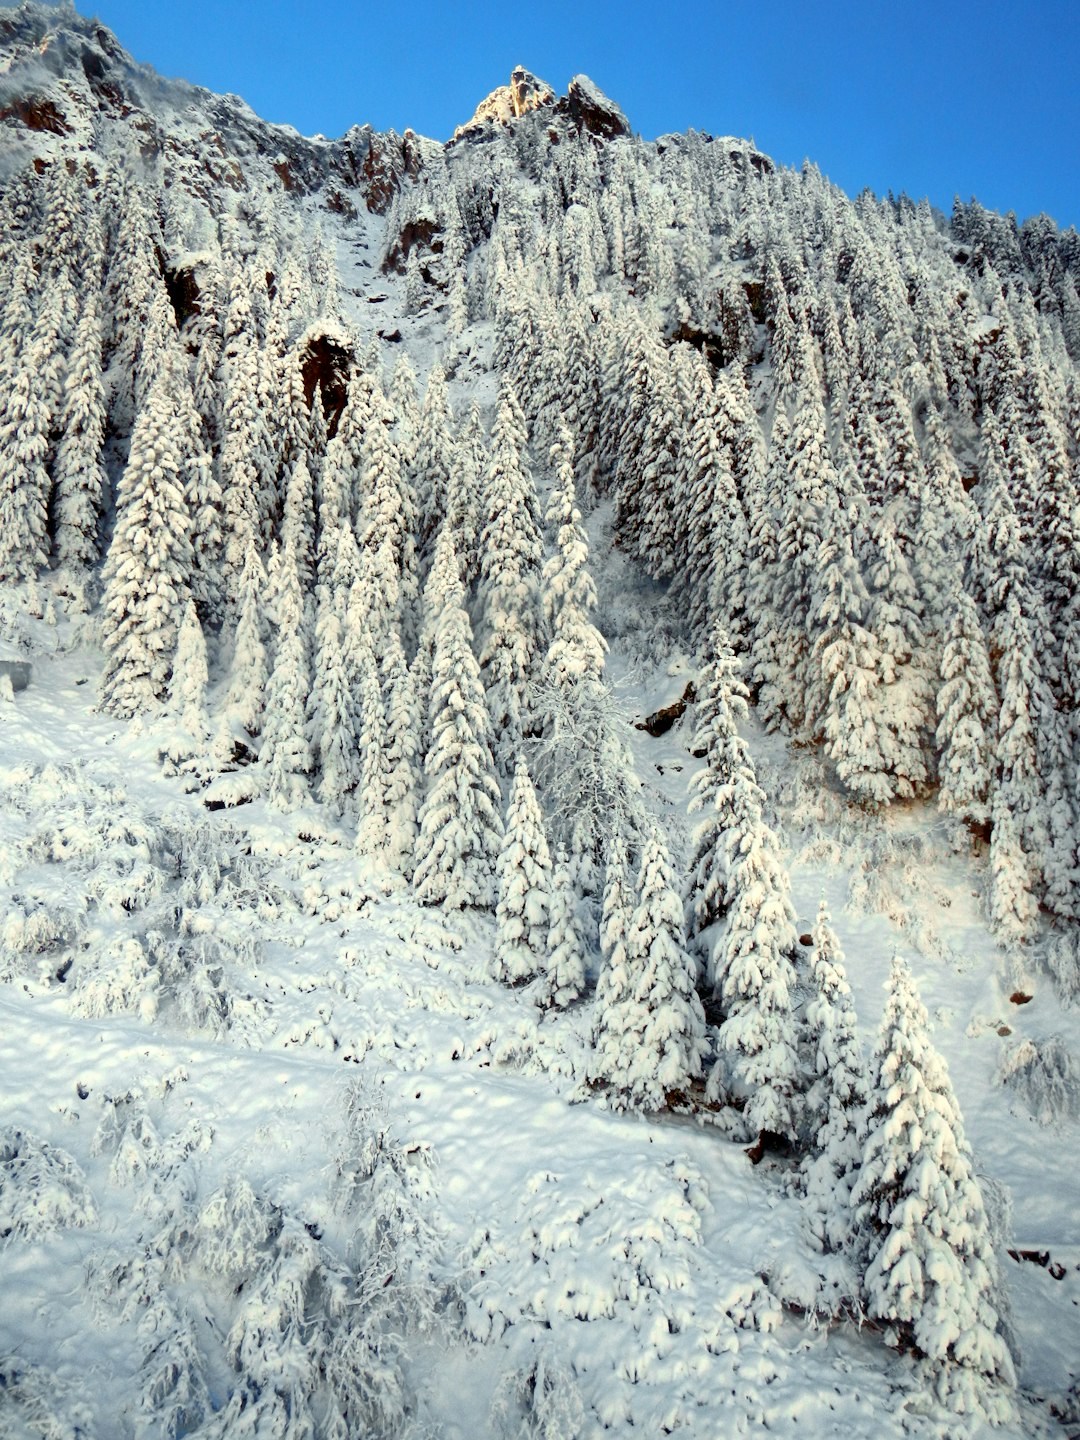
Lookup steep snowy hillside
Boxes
[1,4,1079,1437]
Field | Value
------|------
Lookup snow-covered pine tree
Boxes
[989,590,1047,945]
[99,371,194,718]
[801,898,868,1257]
[414,594,503,910]
[162,600,211,775]
[865,507,933,802]
[309,586,358,815]
[685,621,751,944]
[217,539,270,758]
[355,628,393,858]
[382,628,422,873]
[0,248,50,582]
[709,763,803,1147]
[936,581,997,828]
[540,420,607,696]
[260,540,312,811]
[541,847,588,1009]
[414,362,456,574]
[492,755,552,985]
[51,289,107,577]
[809,529,892,809]
[478,384,545,768]
[852,955,1016,1421]
[591,825,706,1111]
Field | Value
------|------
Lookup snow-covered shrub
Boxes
[70,933,159,1021]
[0,899,81,973]
[0,1127,97,1240]
[1045,925,1080,1006]
[490,1348,587,1440]
[0,1356,95,1440]
[335,1076,454,1333]
[997,1036,1080,1125]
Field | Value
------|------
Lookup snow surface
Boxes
[0,8,1077,1433]
[1,556,1077,1437]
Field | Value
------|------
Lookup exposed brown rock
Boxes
[0,95,70,134]
[635,682,696,737]
[164,265,201,329]
[299,332,354,439]
[382,216,442,274]
[558,76,630,139]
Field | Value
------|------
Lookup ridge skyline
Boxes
[2,0,1077,229]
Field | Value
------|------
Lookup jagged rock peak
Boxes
[453,66,631,143]
[455,65,555,137]
[564,74,630,139]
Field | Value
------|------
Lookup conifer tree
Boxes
[492,756,552,985]
[356,631,392,857]
[99,373,194,718]
[478,385,544,766]
[541,848,588,1009]
[591,826,707,1111]
[382,630,422,873]
[0,250,50,581]
[685,622,751,943]
[309,593,357,815]
[162,600,211,775]
[810,531,892,808]
[414,596,503,910]
[936,584,996,827]
[801,899,868,1255]
[414,362,455,572]
[52,291,107,575]
[709,766,802,1145]
[217,541,270,755]
[540,421,607,694]
[261,542,312,811]
[852,956,1016,1420]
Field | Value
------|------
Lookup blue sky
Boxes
[36,0,1080,226]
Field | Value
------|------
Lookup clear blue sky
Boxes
[32,0,1080,227]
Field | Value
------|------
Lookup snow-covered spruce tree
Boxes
[676,357,749,644]
[852,955,1016,1422]
[161,600,211,775]
[540,847,588,1009]
[414,593,503,910]
[415,361,456,574]
[52,289,107,577]
[591,825,707,1111]
[801,898,868,1257]
[762,360,838,736]
[99,371,194,718]
[865,507,933,803]
[492,755,552,985]
[478,384,545,769]
[0,249,50,582]
[988,591,1046,946]
[382,628,422,873]
[540,420,607,695]
[358,398,419,648]
[260,541,312,811]
[216,539,269,760]
[936,581,997,829]
[708,763,803,1147]
[356,628,393,859]
[217,272,278,602]
[309,589,357,815]
[685,621,751,946]
[809,529,892,809]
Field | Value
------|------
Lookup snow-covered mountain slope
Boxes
[1,4,1079,1437]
